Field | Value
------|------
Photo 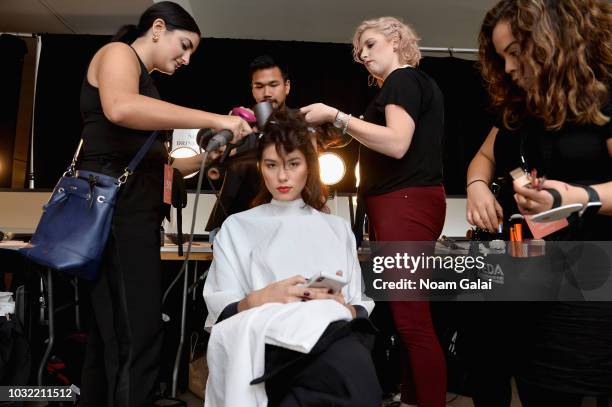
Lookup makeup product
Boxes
[510,167,531,187]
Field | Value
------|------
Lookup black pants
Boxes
[516,378,587,407]
[80,216,163,407]
[264,330,382,407]
[463,302,527,407]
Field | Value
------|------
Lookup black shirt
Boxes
[360,66,444,196]
[493,92,612,239]
[495,94,612,394]
[492,128,524,218]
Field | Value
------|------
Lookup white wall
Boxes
[0,191,468,238]
[0,191,49,234]
[163,192,470,239]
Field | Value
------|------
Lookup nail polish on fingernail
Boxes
[303,291,310,297]
[328,289,333,294]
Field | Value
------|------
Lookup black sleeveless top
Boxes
[79,46,167,177]
[78,46,168,217]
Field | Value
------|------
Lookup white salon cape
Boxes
[203,199,374,407]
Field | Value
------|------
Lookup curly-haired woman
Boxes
[467,1,612,406]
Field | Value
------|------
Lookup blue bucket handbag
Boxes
[20,132,160,280]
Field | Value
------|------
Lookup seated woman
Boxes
[203,108,381,407]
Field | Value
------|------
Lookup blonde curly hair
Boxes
[352,16,421,67]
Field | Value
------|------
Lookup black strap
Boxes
[542,187,562,209]
[581,184,601,204]
[126,131,161,173]
[573,184,602,217]
[176,207,184,256]
[171,168,188,256]
[72,131,160,182]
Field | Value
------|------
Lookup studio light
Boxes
[319,152,346,186]
[170,129,200,179]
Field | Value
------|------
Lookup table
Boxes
[160,241,212,261]
[1,240,212,394]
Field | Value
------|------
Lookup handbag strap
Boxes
[117,131,162,184]
[66,131,161,183]
[65,139,85,177]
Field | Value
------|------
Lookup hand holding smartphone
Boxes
[304,271,347,294]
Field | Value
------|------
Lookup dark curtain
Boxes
[0,34,28,188]
[33,34,492,194]
[33,34,109,189]
[420,57,496,196]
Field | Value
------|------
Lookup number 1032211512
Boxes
[1,386,76,401]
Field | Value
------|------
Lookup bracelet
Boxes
[333,110,351,133]
[342,114,352,135]
[466,179,488,190]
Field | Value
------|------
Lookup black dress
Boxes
[77,47,168,407]
[493,94,612,396]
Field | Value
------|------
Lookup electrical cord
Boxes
[162,139,213,305]
[208,175,228,219]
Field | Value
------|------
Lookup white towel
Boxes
[0,292,15,317]
[205,299,351,407]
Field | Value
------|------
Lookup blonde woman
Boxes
[302,16,447,407]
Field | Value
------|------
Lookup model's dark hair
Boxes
[112,1,200,43]
[249,55,289,81]
[479,0,612,130]
[253,109,327,210]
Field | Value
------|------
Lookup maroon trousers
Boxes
[366,186,447,407]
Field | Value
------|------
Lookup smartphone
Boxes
[304,272,348,294]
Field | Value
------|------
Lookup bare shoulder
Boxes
[88,42,140,87]
[96,42,139,66]
[99,41,134,55]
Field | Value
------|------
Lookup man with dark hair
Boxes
[249,55,290,109]
[205,55,292,231]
